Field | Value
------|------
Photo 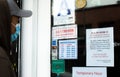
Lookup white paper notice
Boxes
[52,0,75,25]
[86,27,114,66]
[73,67,107,77]
[59,39,77,59]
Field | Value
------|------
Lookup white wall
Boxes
[21,0,50,77]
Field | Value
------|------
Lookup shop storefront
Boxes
[51,0,120,77]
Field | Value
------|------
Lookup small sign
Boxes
[59,39,77,59]
[52,0,75,25]
[52,40,57,46]
[52,24,77,39]
[52,46,58,60]
[52,60,65,74]
[86,27,114,66]
[73,67,107,77]
[52,40,58,60]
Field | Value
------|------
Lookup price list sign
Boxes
[59,39,77,59]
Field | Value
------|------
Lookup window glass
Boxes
[51,0,120,77]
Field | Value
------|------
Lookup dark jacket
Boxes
[0,47,16,77]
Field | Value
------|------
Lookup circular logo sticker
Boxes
[75,0,87,9]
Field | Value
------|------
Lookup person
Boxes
[7,0,32,76]
[0,0,16,77]
[7,0,32,42]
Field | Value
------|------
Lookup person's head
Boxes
[7,0,32,33]
[0,0,11,51]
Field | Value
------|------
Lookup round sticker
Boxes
[75,0,87,9]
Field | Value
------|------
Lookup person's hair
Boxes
[0,0,11,55]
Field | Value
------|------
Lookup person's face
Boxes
[11,16,19,34]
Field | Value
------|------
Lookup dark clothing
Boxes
[0,47,16,77]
